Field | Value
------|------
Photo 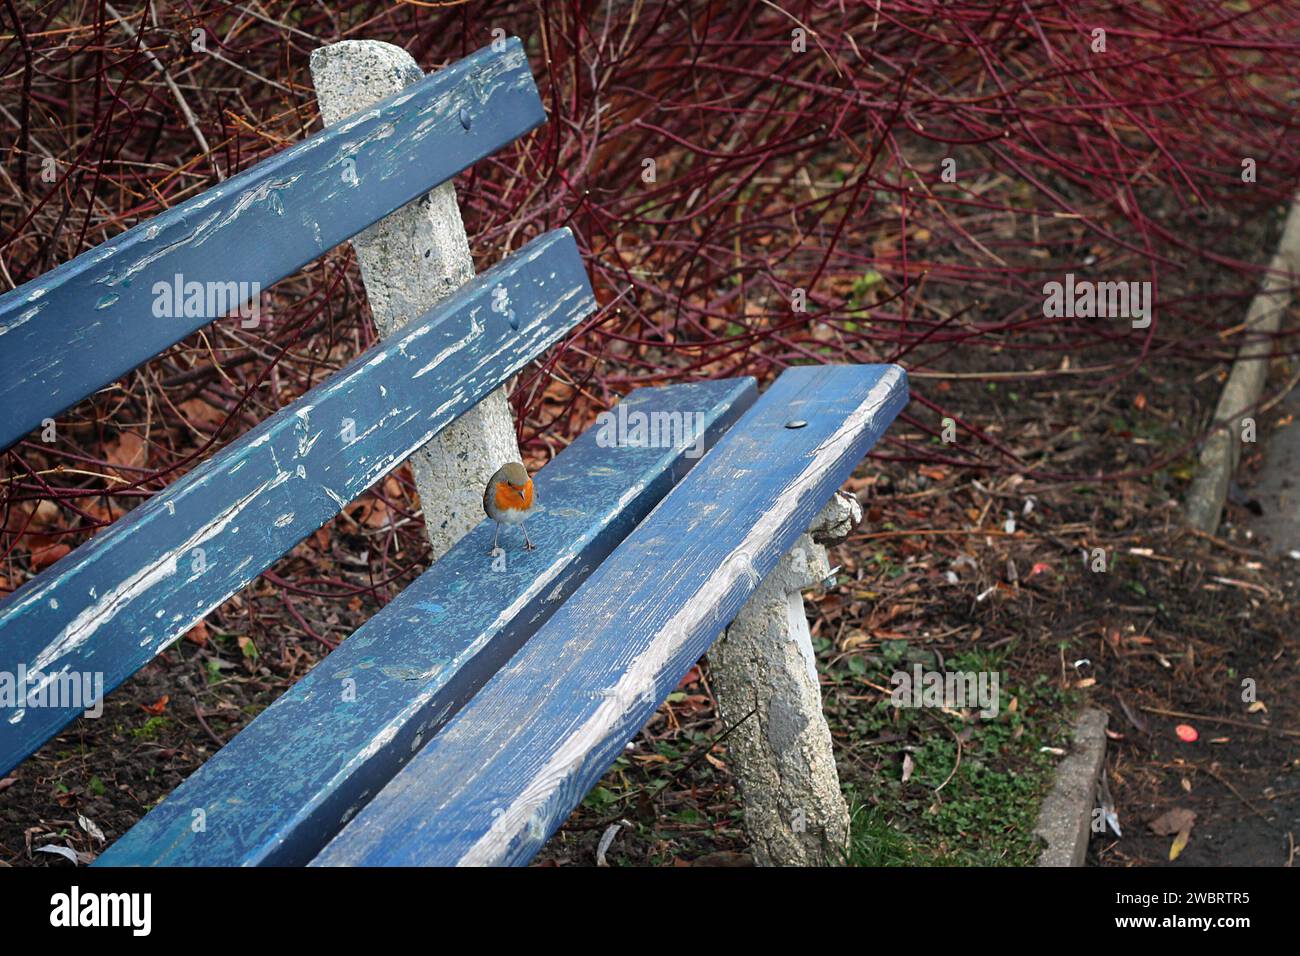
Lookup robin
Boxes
[483,461,536,552]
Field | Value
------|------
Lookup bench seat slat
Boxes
[310,363,908,867]
[0,38,544,452]
[95,378,756,866]
[0,228,592,777]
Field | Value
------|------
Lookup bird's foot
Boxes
[524,540,536,551]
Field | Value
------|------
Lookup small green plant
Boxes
[131,716,170,740]
[851,270,884,302]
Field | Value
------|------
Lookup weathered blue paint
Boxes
[0,229,593,777]
[311,364,909,867]
[0,38,544,452]
[96,379,756,867]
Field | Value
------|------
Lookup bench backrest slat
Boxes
[311,363,909,867]
[96,379,757,866]
[0,38,544,452]
[0,228,592,776]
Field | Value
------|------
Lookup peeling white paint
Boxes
[0,306,40,336]
[456,369,906,865]
[29,470,293,672]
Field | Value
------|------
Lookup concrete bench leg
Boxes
[706,492,859,865]
[311,41,520,559]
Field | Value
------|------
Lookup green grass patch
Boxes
[827,643,1080,866]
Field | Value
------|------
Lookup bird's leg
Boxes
[490,521,500,555]
[523,523,535,551]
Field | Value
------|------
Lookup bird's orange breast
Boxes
[494,479,533,511]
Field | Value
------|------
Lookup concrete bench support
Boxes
[706,491,860,866]
[311,40,520,558]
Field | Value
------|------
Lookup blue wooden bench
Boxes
[0,38,908,867]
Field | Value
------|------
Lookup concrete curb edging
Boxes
[1185,197,1300,535]
[1034,708,1108,867]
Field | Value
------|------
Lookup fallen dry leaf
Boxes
[106,430,147,478]
[1149,807,1196,836]
[185,621,209,646]
[29,499,61,529]
[177,398,228,430]
[30,543,71,571]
